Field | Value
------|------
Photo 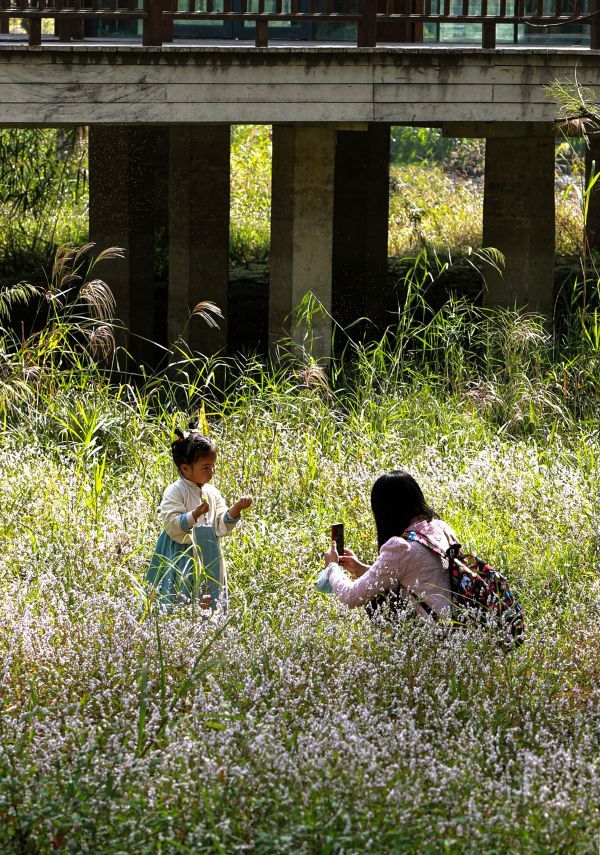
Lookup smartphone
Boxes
[331,523,344,557]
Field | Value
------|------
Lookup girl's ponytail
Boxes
[171,426,215,469]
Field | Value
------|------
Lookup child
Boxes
[147,427,252,608]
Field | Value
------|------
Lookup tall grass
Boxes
[0,129,88,277]
[229,125,585,263]
[230,125,272,267]
[0,246,598,853]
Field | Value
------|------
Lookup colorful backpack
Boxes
[403,529,525,646]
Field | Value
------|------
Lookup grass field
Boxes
[0,250,598,852]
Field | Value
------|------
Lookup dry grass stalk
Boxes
[80,279,116,321]
[191,301,224,329]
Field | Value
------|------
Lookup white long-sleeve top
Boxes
[159,476,238,545]
[327,518,457,617]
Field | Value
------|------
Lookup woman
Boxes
[322,471,457,619]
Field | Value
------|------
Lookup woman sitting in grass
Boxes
[321,470,456,620]
[147,427,252,608]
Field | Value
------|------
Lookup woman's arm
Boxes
[327,538,409,609]
[339,549,369,577]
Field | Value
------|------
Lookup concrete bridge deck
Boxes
[0,39,598,126]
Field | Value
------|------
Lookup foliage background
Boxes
[0,129,88,281]
[0,125,587,280]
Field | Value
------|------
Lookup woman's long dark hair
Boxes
[371,470,436,550]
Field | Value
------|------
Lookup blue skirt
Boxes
[146,530,198,606]
[146,526,226,609]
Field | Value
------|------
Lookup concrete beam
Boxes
[269,124,337,359]
[483,130,555,313]
[3,48,600,126]
[442,122,558,138]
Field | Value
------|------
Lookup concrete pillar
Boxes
[89,126,168,366]
[483,131,555,313]
[270,124,337,359]
[585,134,600,253]
[332,124,390,334]
[128,127,168,358]
[168,125,230,355]
[89,127,131,335]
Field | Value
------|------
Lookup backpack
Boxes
[403,529,525,646]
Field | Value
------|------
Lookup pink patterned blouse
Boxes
[327,518,458,617]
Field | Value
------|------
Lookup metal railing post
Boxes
[482,20,496,47]
[28,11,42,46]
[255,18,268,46]
[590,0,600,49]
[163,0,174,43]
[357,0,377,46]
[143,0,164,46]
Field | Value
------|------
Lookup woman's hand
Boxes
[324,540,339,566]
[339,548,369,578]
[228,496,253,519]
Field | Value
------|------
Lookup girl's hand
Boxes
[339,548,369,578]
[192,501,209,522]
[324,540,339,566]
[229,496,253,518]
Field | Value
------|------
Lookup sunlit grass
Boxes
[230,125,272,267]
[230,126,585,264]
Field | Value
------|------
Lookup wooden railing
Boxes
[1,0,598,49]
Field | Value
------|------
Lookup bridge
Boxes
[1,3,600,360]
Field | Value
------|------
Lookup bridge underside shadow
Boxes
[88,120,558,365]
[4,43,594,363]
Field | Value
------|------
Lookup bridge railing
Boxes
[1,0,598,49]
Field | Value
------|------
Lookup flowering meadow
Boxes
[1,261,599,853]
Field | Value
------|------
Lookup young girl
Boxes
[147,427,252,608]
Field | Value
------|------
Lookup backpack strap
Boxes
[402,528,458,561]
[400,528,457,620]
[404,528,480,581]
